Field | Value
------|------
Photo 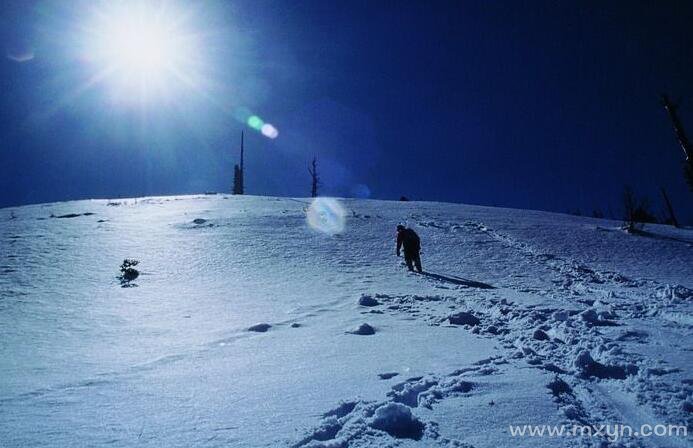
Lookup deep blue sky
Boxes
[1,1,692,221]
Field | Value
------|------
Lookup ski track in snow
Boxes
[0,196,691,448]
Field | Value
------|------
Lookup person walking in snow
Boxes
[396,224,422,273]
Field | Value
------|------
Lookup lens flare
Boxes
[307,198,347,235]
[247,115,264,130]
[233,107,278,139]
[261,123,278,139]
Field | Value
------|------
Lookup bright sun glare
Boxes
[85,1,202,102]
[104,18,174,76]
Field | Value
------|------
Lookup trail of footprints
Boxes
[293,359,503,448]
[293,217,692,447]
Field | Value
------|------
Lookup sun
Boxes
[84,1,203,102]
[102,15,175,76]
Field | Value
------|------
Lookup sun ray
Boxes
[26,65,118,126]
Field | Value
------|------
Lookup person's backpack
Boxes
[403,229,420,251]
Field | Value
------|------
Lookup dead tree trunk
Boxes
[660,187,679,227]
[660,94,693,191]
[232,131,245,195]
[308,156,319,198]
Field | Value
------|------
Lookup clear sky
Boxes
[1,0,692,221]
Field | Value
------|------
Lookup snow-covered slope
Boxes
[1,195,691,447]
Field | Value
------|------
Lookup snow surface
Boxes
[0,194,691,447]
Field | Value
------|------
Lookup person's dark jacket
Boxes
[396,228,421,257]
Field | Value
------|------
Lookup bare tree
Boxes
[622,185,657,232]
[308,156,320,198]
[660,94,693,191]
[659,187,679,227]
[232,131,245,195]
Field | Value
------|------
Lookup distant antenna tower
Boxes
[232,131,245,195]
[308,155,320,197]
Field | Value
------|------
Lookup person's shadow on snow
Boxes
[420,271,495,289]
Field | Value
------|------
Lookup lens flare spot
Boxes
[247,115,264,130]
[307,198,347,235]
[261,123,279,139]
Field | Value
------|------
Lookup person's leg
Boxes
[404,254,414,271]
[414,253,423,272]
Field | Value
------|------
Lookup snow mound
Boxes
[357,294,379,307]
[350,323,376,335]
[368,403,424,440]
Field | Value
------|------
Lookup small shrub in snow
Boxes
[369,403,424,440]
[118,259,139,287]
[448,311,480,326]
